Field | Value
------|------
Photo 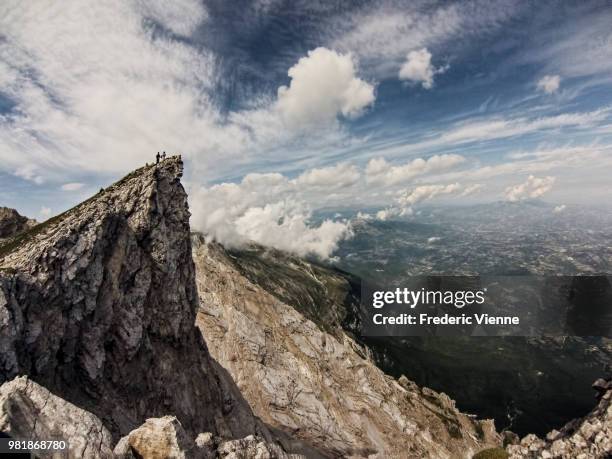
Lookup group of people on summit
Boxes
[147,151,180,167]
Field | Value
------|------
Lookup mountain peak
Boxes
[0,155,265,442]
[0,156,185,266]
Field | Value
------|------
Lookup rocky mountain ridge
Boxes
[0,158,318,457]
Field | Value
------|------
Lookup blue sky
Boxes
[1,0,612,255]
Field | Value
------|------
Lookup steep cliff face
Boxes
[193,237,501,458]
[221,243,362,339]
[0,158,262,442]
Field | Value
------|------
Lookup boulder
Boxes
[113,416,201,459]
[0,376,114,458]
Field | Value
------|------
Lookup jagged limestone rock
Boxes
[193,236,502,458]
[506,385,612,458]
[113,416,201,459]
[0,376,114,458]
[114,417,294,459]
[217,434,274,459]
[0,158,262,443]
[0,207,35,240]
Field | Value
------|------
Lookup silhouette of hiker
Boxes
[162,151,166,160]
[156,152,160,164]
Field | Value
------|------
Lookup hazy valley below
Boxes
[329,207,612,437]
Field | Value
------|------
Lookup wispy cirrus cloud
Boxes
[0,1,378,180]
[365,154,465,186]
[357,108,612,166]
[328,0,521,77]
[60,182,85,191]
[439,109,608,145]
[0,0,220,179]
[520,7,612,80]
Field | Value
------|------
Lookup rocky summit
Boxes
[0,158,609,458]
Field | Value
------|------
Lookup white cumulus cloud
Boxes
[397,183,461,207]
[276,47,375,130]
[537,75,561,94]
[234,201,351,260]
[188,156,480,256]
[189,168,354,259]
[460,183,485,197]
[398,48,446,89]
[553,204,566,213]
[505,175,556,202]
[376,183,462,220]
